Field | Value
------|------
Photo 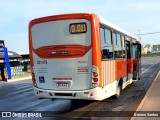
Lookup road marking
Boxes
[154,70,160,82]
[141,61,160,74]
[141,68,145,70]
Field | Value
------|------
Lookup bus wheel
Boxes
[114,85,121,99]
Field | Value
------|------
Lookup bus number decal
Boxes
[69,23,87,34]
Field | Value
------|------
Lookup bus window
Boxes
[121,35,125,48]
[125,36,131,59]
[117,34,121,46]
[132,39,138,59]
[121,35,125,58]
[113,32,117,46]
[100,28,105,44]
[114,33,123,59]
[101,28,113,60]
[132,46,137,59]
[105,29,112,45]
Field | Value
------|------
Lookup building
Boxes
[153,44,160,53]
[0,51,30,77]
[18,52,30,73]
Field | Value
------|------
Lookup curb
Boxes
[0,77,32,83]
[7,77,32,82]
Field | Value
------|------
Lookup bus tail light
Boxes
[91,66,99,88]
[32,73,35,83]
[93,78,98,82]
[31,67,37,87]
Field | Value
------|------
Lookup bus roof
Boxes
[98,16,137,40]
[29,13,137,40]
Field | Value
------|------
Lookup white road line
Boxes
[141,68,145,70]
[141,61,160,74]
[154,70,160,82]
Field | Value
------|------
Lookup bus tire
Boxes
[114,85,121,99]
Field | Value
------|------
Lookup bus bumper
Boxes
[33,86,108,101]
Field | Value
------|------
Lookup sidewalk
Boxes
[131,70,160,120]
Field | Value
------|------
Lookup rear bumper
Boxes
[33,86,106,101]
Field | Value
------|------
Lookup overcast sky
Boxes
[0,0,160,52]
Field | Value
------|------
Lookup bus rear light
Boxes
[31,73,35,83]
[91,66,99,88]
[31,72,35,77]
[31,67,37,87]
[32,77,35,82]
[93,78,98,82]
[92,83,98,87]
[93,72,98,77]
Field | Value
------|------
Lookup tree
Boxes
[153,45,158,53]
[144,44,151,53]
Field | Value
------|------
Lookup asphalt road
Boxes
[0,56,160,120]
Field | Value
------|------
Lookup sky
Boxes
[0,0,160,53]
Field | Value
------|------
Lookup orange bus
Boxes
[29,13,141,100]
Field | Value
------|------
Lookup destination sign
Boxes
[69,22,87,34]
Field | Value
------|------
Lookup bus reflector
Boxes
[38,91,43,93]
[84,92,89,94]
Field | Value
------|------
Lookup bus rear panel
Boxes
[29,14,104,100]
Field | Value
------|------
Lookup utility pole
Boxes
[138,30,141,43]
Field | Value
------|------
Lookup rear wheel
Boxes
[114,85,121,99]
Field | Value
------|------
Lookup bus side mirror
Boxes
[102,49,110,59]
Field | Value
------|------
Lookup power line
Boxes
[135,32,160,36]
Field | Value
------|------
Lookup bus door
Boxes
[125,40,131,81]
[132,43,141,80]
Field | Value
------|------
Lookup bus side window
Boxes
[105,29,112,45]
[113,32,117,46]
[132,39,138,59]
[121,35,125,58]
[102,49,110,59]
[105,29,113,59]
[100,27,113,60]
[113,32,123,59]
[100,27,107,59]
[100,28,105,44]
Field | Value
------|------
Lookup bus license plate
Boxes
[56,82,69,87]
